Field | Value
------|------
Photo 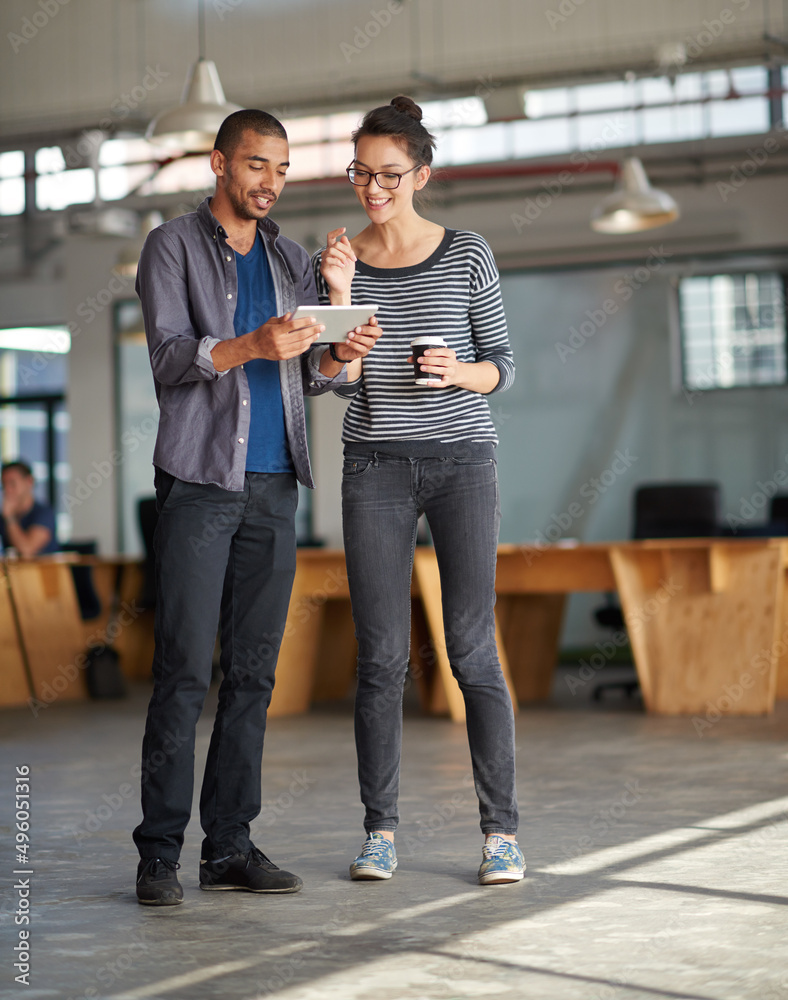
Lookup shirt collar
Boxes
[197,196,281,242]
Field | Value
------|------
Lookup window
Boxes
[35,146,95,210]
[16,62,777,207]
[0,150,25,216]
[0,326,70,539]
[679,273,787,391]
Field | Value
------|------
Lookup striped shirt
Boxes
[312,229,515,447]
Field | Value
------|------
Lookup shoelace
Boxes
[247,846,276,870]
[141,857,180,879]
[361,837,393,859]
[482,837,510,861]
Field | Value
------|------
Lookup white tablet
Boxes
[292,305,378,341]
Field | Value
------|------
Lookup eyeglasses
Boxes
[346,163,421,189]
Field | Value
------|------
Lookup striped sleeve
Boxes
[311,249,329,303]
[319,229,516,446]
[310,247,363,398]
[468,239,515,394]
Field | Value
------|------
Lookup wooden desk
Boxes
[79,558,155,682]
[4,540,785,720]
[268,548,518,722]
[0,560,32,707]
[3,556,86,706]
[274,539,788,720]
[496,539,788,716]
[0,555,155,708]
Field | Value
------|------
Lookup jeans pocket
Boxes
[342,458,374,478]
[153,467,180,512]
[450,457,495,466]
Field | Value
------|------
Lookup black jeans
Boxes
[342,451,518,837]
[132,469,298,862]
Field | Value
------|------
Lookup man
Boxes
[133,109,379,906]
[1,460,59,557]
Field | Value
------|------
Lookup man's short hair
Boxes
[1,460,33,479]
[214,110,288,159]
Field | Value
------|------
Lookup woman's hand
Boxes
[407,347,459,385]
[319,317,382,381]
[334,316,382,362]
[406,348,501,393]
[320,227,356,304]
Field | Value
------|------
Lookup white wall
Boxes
[62,234,132,553]
[496,267,788,644]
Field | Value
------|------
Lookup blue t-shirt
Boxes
[0,500,59,554]
[234,234,293,473]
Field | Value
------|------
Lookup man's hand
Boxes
[247,313,325,361]
[212,313,324,371]
[320,227,356,305]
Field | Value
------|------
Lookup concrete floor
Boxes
[2,668,788,1000]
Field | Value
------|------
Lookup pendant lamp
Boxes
[591,157,680,234]
[146,0,241,152]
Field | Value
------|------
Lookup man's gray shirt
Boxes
[136,197,346,491]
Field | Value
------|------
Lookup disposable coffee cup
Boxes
[411,336,447,385]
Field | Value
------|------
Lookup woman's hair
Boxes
[351,95,437,168]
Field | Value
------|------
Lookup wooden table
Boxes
[274,539,788,720]
[1,555,86,708]
[3,539,786,719]
[0,559,32,707]
[268,547,518,721]
[0,554,155,709]
[495,539,788,716]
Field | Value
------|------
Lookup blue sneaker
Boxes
[349,832,397,880]
[478,836,526,885]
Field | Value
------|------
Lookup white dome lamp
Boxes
[146,0,241,152]
[591,157,680,234]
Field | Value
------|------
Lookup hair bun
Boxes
[390,95,423,122]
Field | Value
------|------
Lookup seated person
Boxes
[1,460,59,557]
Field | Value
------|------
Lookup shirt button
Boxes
[227,293,233,299]
[242,399,248,406]
[238,437,245,444]
[226,256,232,261]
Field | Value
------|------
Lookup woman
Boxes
[315,96,523,886]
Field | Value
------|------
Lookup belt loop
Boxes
[372,451,379,468]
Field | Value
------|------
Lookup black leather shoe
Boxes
[136,857,183,906]
[199,846,303,893]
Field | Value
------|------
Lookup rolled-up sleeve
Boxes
[137,228,226,385]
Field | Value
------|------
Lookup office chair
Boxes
[591,481,721,701]
[67,539,103,620]
[769,494,788,533]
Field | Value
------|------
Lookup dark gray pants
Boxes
[342,451,518,837]
[132,468,298,862]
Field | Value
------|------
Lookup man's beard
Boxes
[225,165,276,220]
